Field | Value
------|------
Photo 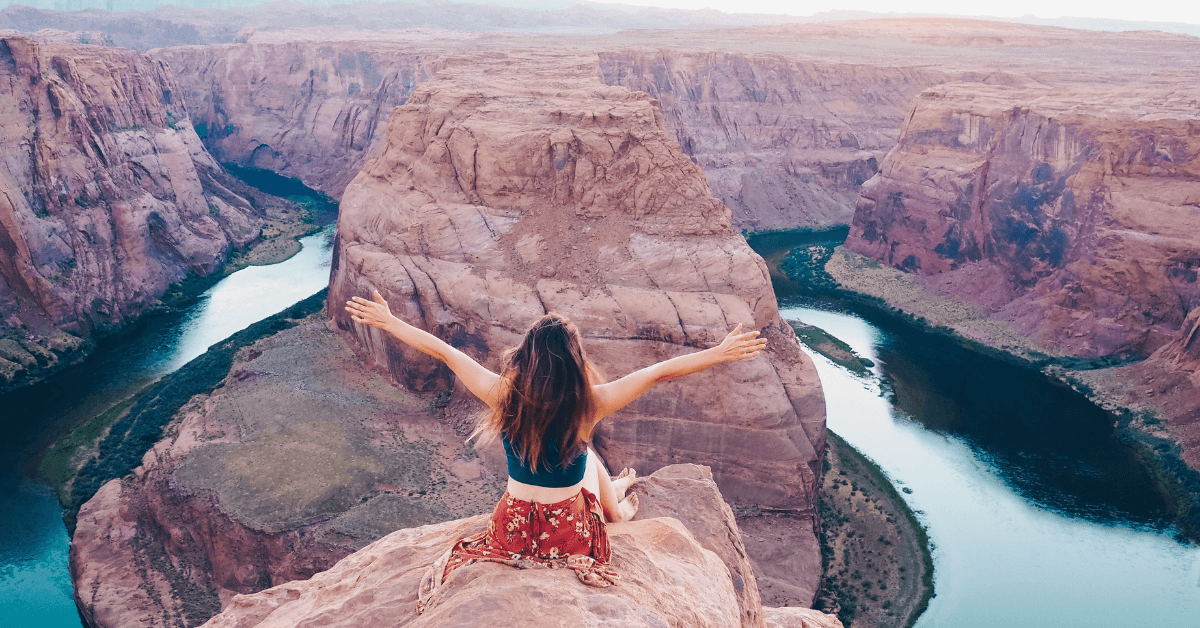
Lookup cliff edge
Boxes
[197,464,842,628]
[846,82,1200,360]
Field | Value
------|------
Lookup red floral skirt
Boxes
[417,488,619,613]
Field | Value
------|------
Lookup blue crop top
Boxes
[502,433,587,488]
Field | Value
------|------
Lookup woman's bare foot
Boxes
[610,493,639,523]
[612,468,638,495]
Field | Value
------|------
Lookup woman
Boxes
[344,291,767,604]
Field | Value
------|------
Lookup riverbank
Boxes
[798,242,1200,543]
[815,431,933,628]
[219,164,340,274]
[791,322,874,377]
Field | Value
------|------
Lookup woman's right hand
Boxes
[345,290,397,331]
[712,323,767,362]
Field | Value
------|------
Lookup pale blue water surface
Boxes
[782,304,1200,627]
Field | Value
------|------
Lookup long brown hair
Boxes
[474,312,603,470]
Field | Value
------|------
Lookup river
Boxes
[759,232,1200,625]
[0,226,334,628]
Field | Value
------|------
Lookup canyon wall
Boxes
[598,50,940,230]
[847,82,1200,359]
[154,34,942,230]
[152,40,440,198]
[0,35,273,392]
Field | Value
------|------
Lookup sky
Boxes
[623,1,1198,26]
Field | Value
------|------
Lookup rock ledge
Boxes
[198,464,841,628]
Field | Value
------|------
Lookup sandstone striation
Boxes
[157,36,935,230]
[847,82,1200,360]
[0,35,288,392]
[327,52,826,516]
[153,20,1200,235]
[195,464,842,628]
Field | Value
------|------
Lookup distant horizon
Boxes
[2,0,1198,36]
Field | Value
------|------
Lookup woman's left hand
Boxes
[345,290,395,330]
[712,323,768,362]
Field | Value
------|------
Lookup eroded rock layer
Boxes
[847,82,1200,359]
[194,465,842,628]
[157,36,935,231]
[0,35,269,391]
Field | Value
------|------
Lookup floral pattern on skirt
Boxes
[417,488,619,613]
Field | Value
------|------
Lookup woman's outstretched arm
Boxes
[591,323,767,422]
[345,291,502,408]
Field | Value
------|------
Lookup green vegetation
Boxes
[193,121,208,139]
[64,289,328,532]
[791,322,874,376]
[833,432,935,628]
[817,431,934,628]
[39,382,156,504]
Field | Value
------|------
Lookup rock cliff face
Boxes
[327,53,827,518]
[152,41,439,199]
[195,464,842,628]
[847,82,1200,359]
[598,51,940,230]
[0,35,274,392]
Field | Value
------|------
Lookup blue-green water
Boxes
[783,303,1200,627]
[0,227,334,628]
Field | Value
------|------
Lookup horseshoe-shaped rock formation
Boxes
[327,49,827,591]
